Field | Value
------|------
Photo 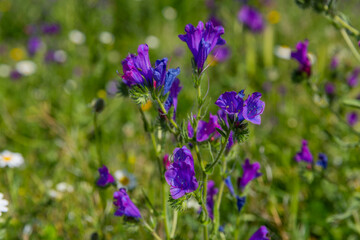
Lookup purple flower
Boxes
[206,180,218,220]
[236,196,246,212]
[113,188,141,219]
[238,6,265,33]
[163,154,170,170]
[188,113,220,142]
[27,37,42,57]
[347,112,358,126]
[165,146,199,199]
[237,159,262,190]
[164,78,182,120]
[215,91,244,115]
[294,140,313,163]
[330,56,339,70]
[10,70,22,80]
[211,46,231,63]
[121,44,153,87]
[347,68,360,87]
[41,23,61,35]
[224,176,235,197]
[325,82,335,95]
[178,21,226,72]
[97,165,115,187]
[242,92,265,125]
[152,58,181,94]
[291,40,311,77]
[316,153,328,169]
[249,226,270,240]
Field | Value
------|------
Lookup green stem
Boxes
[93,113,102,166]
[203,224,209,240]
[234,214,241,240]
[339,28,360,63]
[206,132,230,171]
[213,158,227,236]
[143,219,163,240]
[163,183,170,239]
[155,96,179,130]
[170,210,178,238]
[333,15,360,36]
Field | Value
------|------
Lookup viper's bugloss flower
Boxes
[163,154,171,170]
[242,92,265,125]
[330,56,339,70]
[237,159,262,190]
[121,44,153,87]
[10,70,22,80]
[238,6,265,33]
[347,68,360,88]
[164,78,182,119]
[206,180,218,220]
[0,150,24,168]
[347,112,358,126]
[215,91,244,115]
[97,165,114,187]
[165,146,199,199]
[291,40,311,77]
[152,58,180,93]
[113,188,141,219]
[236,196,246,212]
[224,176,235,197]
[317,153,328,169]
[188,113,220,142]
[294,140,313,163]
[249,226,270,240]
[27,37,42,57]
[178,21,225,72]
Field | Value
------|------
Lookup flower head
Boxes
[0,193,9,217]
[97,165,115,187]
[237,159,262,190]
[316,153,328,169]
[215,91,244,115]
[0,150,24,168]
[114,170,137,190]
[238,6,265,33]
[294,140,313,163]
[206,180,218,220]
[179,21,226,72]
[165,146,199,199]
[249,226,270,240]
[291,40,311,77]
[113,188,141,219]
[242,92,265,125]
[347,112,358,127]
[188,113,220,142]
[152,58,181,93]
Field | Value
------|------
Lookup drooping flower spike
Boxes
[113,188,141,219]
[249,226,270,240]
[294,140,313,163]
[165,146,199,199]
[238,6,265,33]
[291,39,312,77]
[97,165,115,187]
[179,21,226,73]
[237,159,262,190]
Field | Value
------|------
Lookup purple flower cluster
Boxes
[238,6,265,33]
[291,40,311,77]
[113,188,141,219]
[178,21,226,73]
[165,146,199,199]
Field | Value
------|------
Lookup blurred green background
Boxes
[1,0,360,239]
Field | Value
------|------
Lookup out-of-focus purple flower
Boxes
[97,165,114,187]
[121,44,153,87]
[249,226,270,240]
[237,159,262,190]
[208,15,222,27]
[236,196,246,212]
[325,82,335,95]
[294,140,313,163]
[163,154,170,170]
[242,92,265,125]
[238,6,264,33]
[41,23,61,35]
[206,180,218,220]
[262,81,272,93]
[219,225,225,233]
[106,80,119,97]
[330,56,339,70]
[224,176,235,197]
[347,112,358,126]
[165,146,198,199]
[164,78,182,120]
[215,91,244,115]
[211,46,231,63]
[178,21,226,72]
[316,153,328,169]
[113,188,141,219]
[347,68,360,87]
[27,37,42,57]
[188,114,220,142]
[291,40,311,77]
[152,58,180,93]
[10,70,22,80]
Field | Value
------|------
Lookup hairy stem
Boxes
[170,210,178,238]
[143,219,163,240]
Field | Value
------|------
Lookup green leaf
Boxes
[343,99,360,109]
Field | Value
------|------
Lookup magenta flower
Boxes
[249,226,270,240]
[206,180,218,220]
[242,92,265,125]
[215,91,244,115]
[165,146,199,199]
[113,188,141,219]
[238,6,265,33]
[237,159,262,190]
[188,113,220,142]
[97,165,115,187]
[178,21,226,72]
[291,40,311,77]
[163,154,171,170]
[294,140,313,163]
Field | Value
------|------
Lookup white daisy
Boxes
[0,193,9,216]
[114,170,137,190]
[0,150,24,168]
[69,30,86,45]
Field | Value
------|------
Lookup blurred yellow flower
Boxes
[267,10,281,25]
[97,89,107,99]
[129,153,136,165]
[10,48,25,61]
[141,100,152,111]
